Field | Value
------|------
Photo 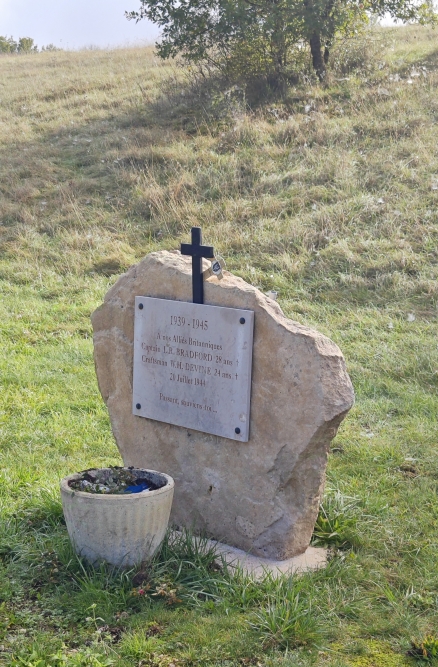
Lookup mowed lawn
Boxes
[0,26,438,666]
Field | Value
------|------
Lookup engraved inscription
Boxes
[132,298,254,441]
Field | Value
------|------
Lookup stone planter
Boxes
[60,468,174,567]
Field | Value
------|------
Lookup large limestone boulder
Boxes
[92,251,354,559]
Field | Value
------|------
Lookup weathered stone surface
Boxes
[92,251,354,559]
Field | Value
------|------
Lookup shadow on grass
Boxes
[421,45,438,69]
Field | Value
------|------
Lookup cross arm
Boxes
[181,243,214,258]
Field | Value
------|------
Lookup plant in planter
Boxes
[60,467,174,567]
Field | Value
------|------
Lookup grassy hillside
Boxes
[0,27,437,666]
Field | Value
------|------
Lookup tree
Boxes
[0,36,39,54]
[297,0,436,80]
[18,37,38,53]
[41,43,62,52]
[127,0,436,83]
[0,36,17,53]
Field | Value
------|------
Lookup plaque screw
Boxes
[235,427,241,434]
[136,403,141,410]
[138,303,144,310]
[239,317,245,324]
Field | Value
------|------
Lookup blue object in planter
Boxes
[124,481,150,493]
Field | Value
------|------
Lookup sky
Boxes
[0,0,405,51]
[0,0,160,50]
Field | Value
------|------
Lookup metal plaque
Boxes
[132,297,254,441]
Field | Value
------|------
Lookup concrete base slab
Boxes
[205,539,328,579]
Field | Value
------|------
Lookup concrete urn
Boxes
[60,468,175,567]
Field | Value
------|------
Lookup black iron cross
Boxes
[181,227,214,304]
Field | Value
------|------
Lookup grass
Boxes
[0,24,438,666]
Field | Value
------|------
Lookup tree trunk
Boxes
[266,28,288,94]
[309,31,325,81]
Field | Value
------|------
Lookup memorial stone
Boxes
[92,249,354,559]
